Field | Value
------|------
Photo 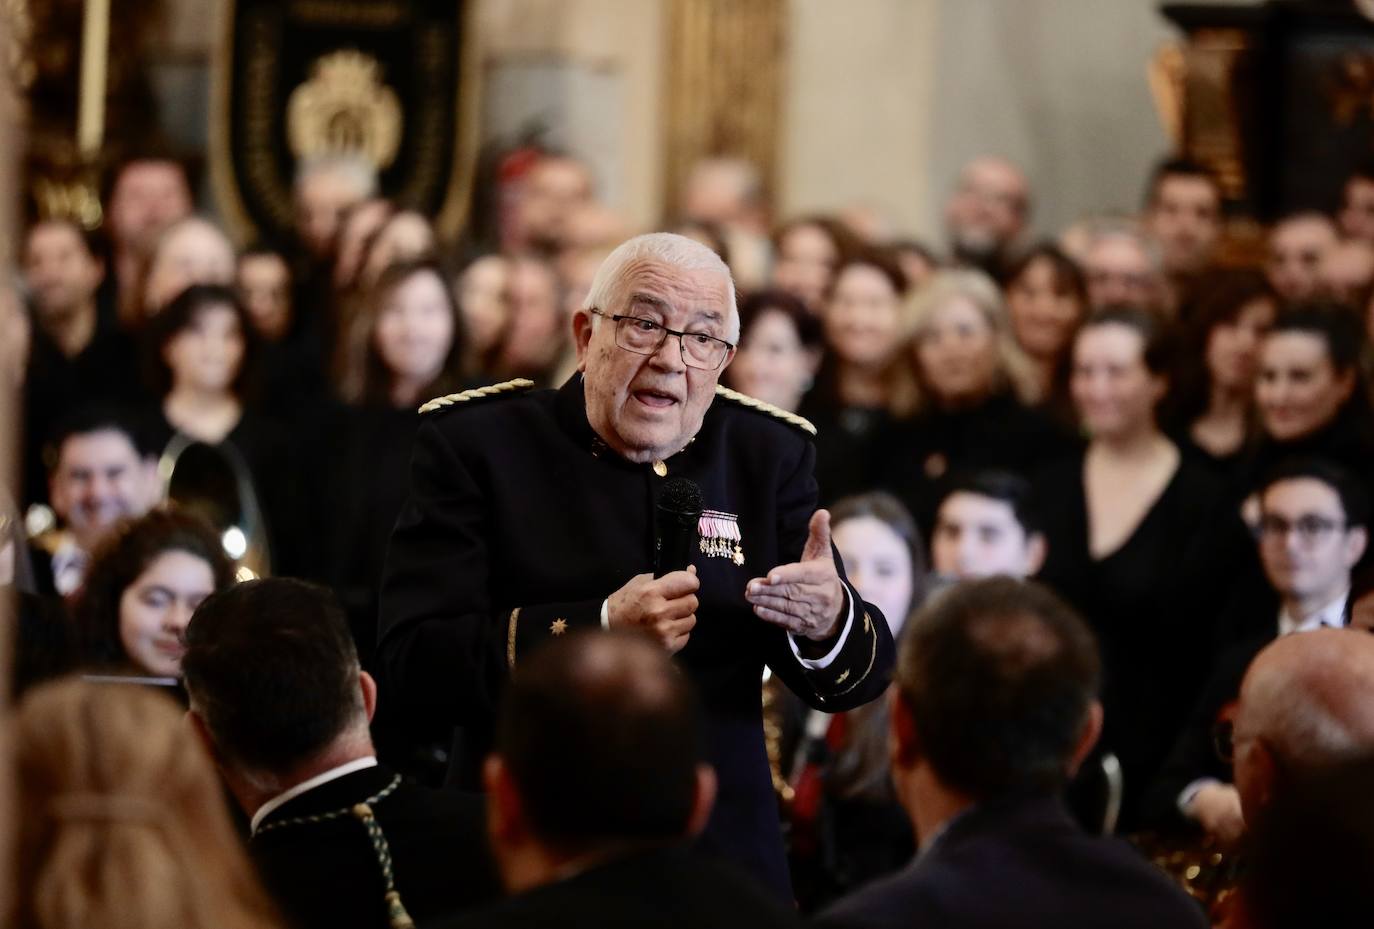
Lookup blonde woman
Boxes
[15,678,283,929]
[881,268,1075,531]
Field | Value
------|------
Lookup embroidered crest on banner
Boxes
[699,510,745,566]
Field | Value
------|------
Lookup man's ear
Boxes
[359,670,378,724]
[684,764,718,838]
[1235,738,1279,822]
[1024,532,1048,577]
[1336,367,1358,405]
[1345,526,1368,569]
[184,709,224,768]
[484,754,526,843]
[572,309,594,371]
[889,687,921,769]
[1067,700,1104,777]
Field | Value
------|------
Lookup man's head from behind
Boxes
[485,631,714,891]
[892,578,1101,807]
[181,578,374,800]
[47,406,159,552]
[1235,629,1374,821]
[1232,629,1374,928]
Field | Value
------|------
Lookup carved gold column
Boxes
[663,0,785,213]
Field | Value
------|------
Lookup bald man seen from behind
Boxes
[1227,628,1374,929]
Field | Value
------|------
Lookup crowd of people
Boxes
[6,136,1374,929]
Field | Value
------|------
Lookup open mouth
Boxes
[633,388,679,409]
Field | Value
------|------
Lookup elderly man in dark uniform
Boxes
[378,232,894,897]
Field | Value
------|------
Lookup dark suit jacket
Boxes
[378,376,895,896]
[439,844,799,929]
[250,765,499,929]
[814,793,1208,929]
[1145,632,1274,830]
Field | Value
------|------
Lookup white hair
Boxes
[294,153,379,200]
[582,232,739,342]
[1239,632,1374,770]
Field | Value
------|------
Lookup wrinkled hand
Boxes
[1189,783,1246,846]
[607,566,699,653]
[745,510,845,642]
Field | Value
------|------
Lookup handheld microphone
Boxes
[656,477,703,577]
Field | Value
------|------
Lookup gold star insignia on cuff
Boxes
[551,618,568,635]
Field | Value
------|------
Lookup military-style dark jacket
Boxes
[377,375,894,896]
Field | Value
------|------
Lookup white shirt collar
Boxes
[50,535,88,597]
[249,756,378,835]
[1278,590,1349,638]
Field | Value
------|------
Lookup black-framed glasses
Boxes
[1213,718,1237,764]
[1255,514,1345,546]
[589,309,734,370]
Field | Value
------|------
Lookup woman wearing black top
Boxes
[1034,306,1250,830]
[881,268,1074,534]
[325,258,467,606]
[799,249,915,503]
[1244,304,1374,509]
[1166,270,1276,478]
[143,284,296,573]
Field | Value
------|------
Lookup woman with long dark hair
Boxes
[1166,269,1277,474]
[799,249,915,502]
[75,508,234,678]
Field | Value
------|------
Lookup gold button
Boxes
[652,460,668,477]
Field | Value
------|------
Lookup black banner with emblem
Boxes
[212,0,468,244]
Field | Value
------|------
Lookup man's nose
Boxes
[650,333,687,372]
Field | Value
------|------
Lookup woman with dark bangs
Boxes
[1166,269,1277,476]
[798,248,915,503]
[1003,242,1089,423]
[770,215,866,314]
[143,283,294,572]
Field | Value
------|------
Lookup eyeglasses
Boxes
[1212,716,1264,767]
[589,309,734,371]
[1256,514,1345,546]
[1213,718,1236,764]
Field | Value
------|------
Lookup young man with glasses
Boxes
[1147,457,1368,841]
[378,232,894,899]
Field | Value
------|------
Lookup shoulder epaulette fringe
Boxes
[419,378,535,414]
[714,385,817,436]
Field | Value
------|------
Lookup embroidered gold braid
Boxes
[714,385,817,435]
[256,775,416,929]
[418,378,535,414]
[507,608,521,669]
[833,611,879,699]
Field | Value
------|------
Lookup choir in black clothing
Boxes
[16,129,1374,929]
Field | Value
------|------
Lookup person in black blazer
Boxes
[180,578,499,929]
[378,234,894,897]
[1145,457,1367,840]
[815,578,1207,929]
[439,630,798,929]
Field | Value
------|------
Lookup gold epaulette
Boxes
[418,378,535,415]
[714,385,817,436]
